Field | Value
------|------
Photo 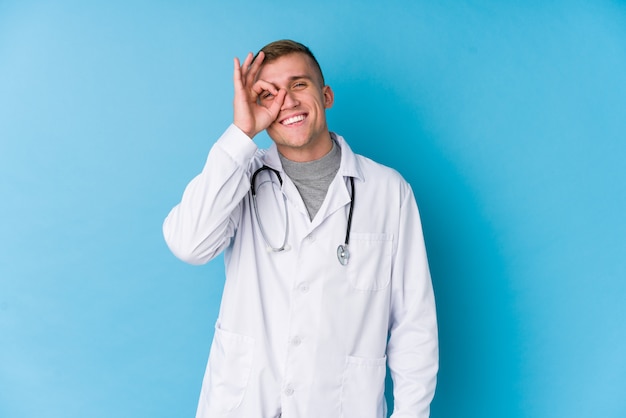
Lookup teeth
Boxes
[282,115,305,125]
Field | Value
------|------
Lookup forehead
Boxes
[257,53,322,85]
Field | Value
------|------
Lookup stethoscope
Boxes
[251,165,355,266]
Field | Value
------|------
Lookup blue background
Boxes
[1,1,625,417]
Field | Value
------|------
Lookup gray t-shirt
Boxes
[279,140,341,220]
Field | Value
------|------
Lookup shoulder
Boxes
[336,137,414,210]
[356,154,414,209]
[335,133,408,186]
[357,153,406,184]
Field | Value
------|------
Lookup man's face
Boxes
[257,53,334,162]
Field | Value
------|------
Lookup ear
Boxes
[322,85,334,109]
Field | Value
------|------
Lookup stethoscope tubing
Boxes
[251,166,290,252]
[250,165,355,265]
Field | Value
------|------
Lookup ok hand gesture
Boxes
[233,51,286,139]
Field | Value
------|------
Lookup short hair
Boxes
[256,39,326,85]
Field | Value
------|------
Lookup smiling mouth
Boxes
[280,114,306,126]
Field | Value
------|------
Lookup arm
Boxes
[162,125,257,264]
[387,185,439,417]
[162,52,286,264]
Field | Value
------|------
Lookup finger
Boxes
[233,57,242,88]
[251,79,279,96]
[266,89,287,118]
[234,57,251,100]
[245,51,265,87]
[240,52,254,83]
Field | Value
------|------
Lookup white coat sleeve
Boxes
[162,125,258,265]
[387,185,439,418]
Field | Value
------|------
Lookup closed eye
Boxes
[260,91,274,100]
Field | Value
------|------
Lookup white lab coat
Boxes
[163,125,438,418]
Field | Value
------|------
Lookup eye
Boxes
[260,91,274,100]
[293,81,307,89]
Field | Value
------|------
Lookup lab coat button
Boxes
[284,385,294,396]
[299,282,310,293]
[305,234,315,242]
[291,336,302,346]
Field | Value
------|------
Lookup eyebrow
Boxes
[287,75,314,82]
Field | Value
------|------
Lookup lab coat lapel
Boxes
[261,144,311,219]
[260,134,364,232]
[309,133,363,231]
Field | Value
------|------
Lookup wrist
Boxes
[233,122,257,139]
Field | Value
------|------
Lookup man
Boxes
[163,40,438,418]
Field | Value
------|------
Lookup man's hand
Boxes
[233,51,286,139]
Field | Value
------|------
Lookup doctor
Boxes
[163,40,438,418]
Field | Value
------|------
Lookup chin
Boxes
[270,132,309,147]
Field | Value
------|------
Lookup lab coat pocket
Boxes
[346,233,392,291]
[340,355,387,418]
[203,324,254,414]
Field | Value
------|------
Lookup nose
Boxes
[281,91,299,109]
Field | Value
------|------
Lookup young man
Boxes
[163,40,438,418]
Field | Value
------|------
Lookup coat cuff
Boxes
[213,124,258,167]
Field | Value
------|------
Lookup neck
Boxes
[277,132,333,163]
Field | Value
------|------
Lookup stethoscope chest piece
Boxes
[337,244,350,266]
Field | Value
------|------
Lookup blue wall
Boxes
[1,1,625,417]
